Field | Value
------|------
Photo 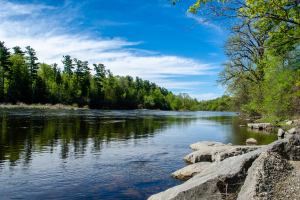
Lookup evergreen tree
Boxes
[0,41,12,101]
[25,46,39,85]
[62,55,74,75]
[74,58,83,85]
[12,46,25,56]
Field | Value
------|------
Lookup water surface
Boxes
[0,110,277,199]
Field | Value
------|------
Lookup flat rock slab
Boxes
[184,145,262,164]
[171,162,213,181]
[148,135,299,200]
[190,141,225,151]
[237,151,293,200]
[248,123,272,129]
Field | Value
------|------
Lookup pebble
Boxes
[273,161,300,200]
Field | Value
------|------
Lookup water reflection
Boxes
[0,110,199,167]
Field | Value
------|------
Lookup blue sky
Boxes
[0,0,229,100]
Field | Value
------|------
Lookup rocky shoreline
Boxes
[148,134,300,200]
[0,103,89,110]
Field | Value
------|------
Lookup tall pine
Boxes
[25,46,39,85]
[0,41,12,101]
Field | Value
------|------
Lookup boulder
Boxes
[247,123,271,129]
[227,143,234,146]
[287,127,300,134]
[171,162,213,181]
[278,128,285,137]
[190,141,225,151]
[287,127,296,134]
[285,135,300,160]
[148,136,294,200]
[237,151,293,200]
[286,121,293,125]
[239,125,245,127]
[183,146,261,164]
[246,138,258,145]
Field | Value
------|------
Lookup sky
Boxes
[0,0,229,100]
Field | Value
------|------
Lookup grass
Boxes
[254,115,300,131]
[255,116,286,124]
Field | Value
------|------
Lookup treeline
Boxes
[0,42,206,110]
[197,95,232,111]
[173,0,300,117]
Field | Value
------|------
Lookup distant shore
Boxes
[0,103,89,110]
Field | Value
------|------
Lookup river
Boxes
[0,109,277,199]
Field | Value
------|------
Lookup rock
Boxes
[171,162,213,181]
[287,127,300,134]
[239,125,245,127]
[148,136,294,200]
[248,123,271,129]
[286,121,294,125]
[237,151,293,200]
[278,128,285,137]
[190,141,225,151]
[246,138,258,145]
[285,135,300,161]
[287,128,296,134]
[183,146,261,164]
[227,143,234,146]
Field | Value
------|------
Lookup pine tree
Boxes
[0,41,12,101]
[12,46,25,56]
[62,55,74,75]
[25,46,39,85]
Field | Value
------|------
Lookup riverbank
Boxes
[148,135,300,200]
[255,116,300,128]
[0,103,89,110]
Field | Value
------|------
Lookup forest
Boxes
[0,43,220,111]
[170,0,300,117]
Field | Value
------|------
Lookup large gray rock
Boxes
[190,141,225,151]
[246,138,258,144]
[237,151,293,200]
[183,146,261,164]
[171,162,213,181]
[278,128,285,137]
[286,121,293,125]
[148,135,298,200]
[285,135,300,160]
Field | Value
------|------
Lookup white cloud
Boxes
[0,0,54,17]
[0,0,220,96]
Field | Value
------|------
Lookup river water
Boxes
[0,109,277,199]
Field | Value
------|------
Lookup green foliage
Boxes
[72,103,78,108]
[197,95,232,111]
[12,46,25,56]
